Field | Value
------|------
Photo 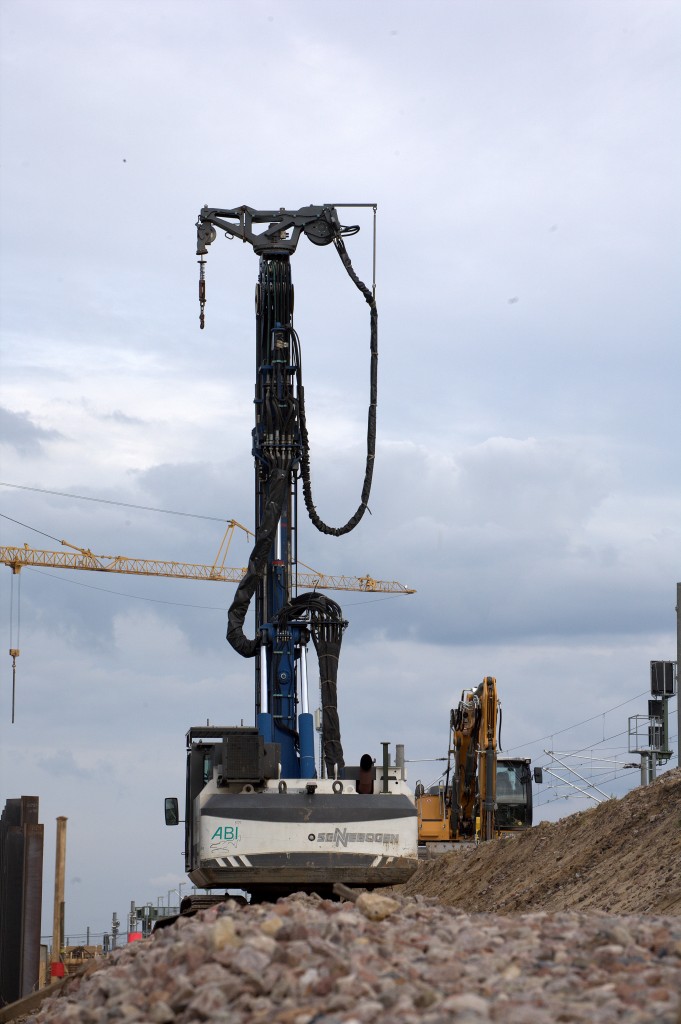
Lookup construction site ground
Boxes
[392,765,681,915]
[4,767,681,1024]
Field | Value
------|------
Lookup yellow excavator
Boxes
[415,677,538,853]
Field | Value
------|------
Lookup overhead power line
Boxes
[29,568,229,611]
[504,690,649,755]
[533,767,642,809]
[0,481,230,522]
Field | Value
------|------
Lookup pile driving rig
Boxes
[166,205,418,901]
[415,677,539,853]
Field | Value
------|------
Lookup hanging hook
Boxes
[9,568,21,723]
[9,648,19,724]
[198,257,207,329]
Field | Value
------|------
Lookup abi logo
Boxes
[210,825,240,841]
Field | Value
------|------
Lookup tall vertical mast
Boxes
[252,250,304,774]
[196,204,376,782]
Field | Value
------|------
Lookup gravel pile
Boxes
[31,891,681,1024]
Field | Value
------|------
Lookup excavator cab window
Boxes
[495,762,532,831]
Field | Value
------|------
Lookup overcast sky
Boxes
[1,0,679,942]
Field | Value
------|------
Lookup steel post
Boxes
[381,742,390,794]
[395,744,405,780]
[52,818,67,966]
[677,582,680,768]
[19,822,44,997]
[1,826,23,1002]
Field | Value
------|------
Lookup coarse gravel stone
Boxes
[19,770,681,1024]
[24,892,681,1024]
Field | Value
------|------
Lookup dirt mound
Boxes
[394,766,681,915]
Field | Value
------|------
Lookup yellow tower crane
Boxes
[0,523,415,593]
[1,521,414,721]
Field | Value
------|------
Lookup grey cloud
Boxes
[0,406,63,455]
[102,409,146,426]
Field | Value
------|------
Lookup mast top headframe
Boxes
[196,204,361,257]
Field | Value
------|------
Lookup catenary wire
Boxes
[25,568,229,611]
[503,690,650,755]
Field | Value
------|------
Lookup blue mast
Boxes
[251,252,314,777]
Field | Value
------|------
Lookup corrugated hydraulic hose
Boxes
[298,236,377,537]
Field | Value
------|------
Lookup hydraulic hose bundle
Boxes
[299,235,378,537]
[225,221,377,658]
[276,592,347,777]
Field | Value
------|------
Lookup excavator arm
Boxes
[451,676,498,841]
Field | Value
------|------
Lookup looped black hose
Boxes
[226,467,290,658]
[276,592,347,775]
[298,235,377,537]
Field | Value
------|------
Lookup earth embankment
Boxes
[394,766,681,915]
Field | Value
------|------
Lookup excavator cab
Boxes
[495,757,533,831]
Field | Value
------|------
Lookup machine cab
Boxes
[495,756,534,831]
